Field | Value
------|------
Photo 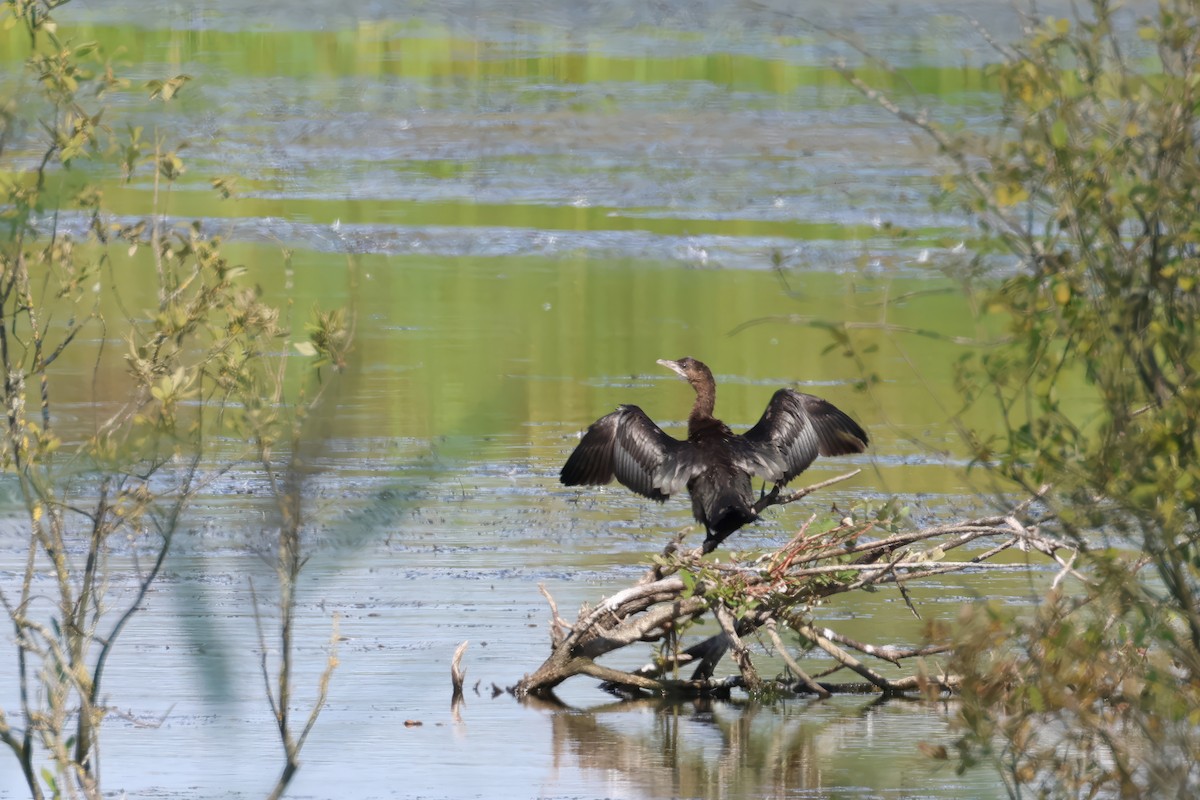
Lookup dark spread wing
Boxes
[560,405,697,500]
[735,389,868,485]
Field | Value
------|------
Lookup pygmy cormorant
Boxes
[560,357,868,552]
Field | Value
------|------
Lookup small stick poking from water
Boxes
[451,640,469,706]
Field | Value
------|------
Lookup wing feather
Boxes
[560,405,697,500]
[736,389,868,484]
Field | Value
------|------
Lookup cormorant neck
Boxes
[687,378,716,431]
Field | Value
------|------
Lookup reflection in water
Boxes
[549,697,825,797]
[540,695,987,799]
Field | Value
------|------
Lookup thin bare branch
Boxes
[813,626,951,665]
[795,623,895,692]
[295,614,339,754]
[538,584,570,647]
[450,640,469,703]
[714,603,761,692]
[754,469,862,514]
[765,619,829,698]
[248,579,281,722]
[576,661,667,692]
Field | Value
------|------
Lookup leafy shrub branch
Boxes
[0,2,350,798]
[829,1,1200,795]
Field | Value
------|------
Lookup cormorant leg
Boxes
[702,528,731,554]
[752,484,782,514]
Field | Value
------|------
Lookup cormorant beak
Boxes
[656,359,688,381]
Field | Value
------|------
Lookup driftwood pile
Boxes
[513,475,1068,699]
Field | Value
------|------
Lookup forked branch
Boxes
[516,484,1061,699]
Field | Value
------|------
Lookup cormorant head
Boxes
[657,357,714,390]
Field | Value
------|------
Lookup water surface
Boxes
[0,2,1069,797]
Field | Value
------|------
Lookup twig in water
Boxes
[451,640,469,705]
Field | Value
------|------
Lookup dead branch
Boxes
[810,626,952,665]
[714,603,761,692]
[753,469,861,515]
[516,496,1062,699]
[793,623,894,692]
[538,584,570,647]
[765,619,829,698]
[451,640,468,715]
[295,614,339,755]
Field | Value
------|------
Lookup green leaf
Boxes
[1050,119,1069,148]
[679,569,696,595]
[40,767,57,794]
[1027,685,1045,712]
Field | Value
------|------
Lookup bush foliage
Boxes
[855,1,1200,795]
[0,2,348,798]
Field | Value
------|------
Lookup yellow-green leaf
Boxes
[1054,282,1071,306]
[995,184,1029,207]
[1050,119,1069,148]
